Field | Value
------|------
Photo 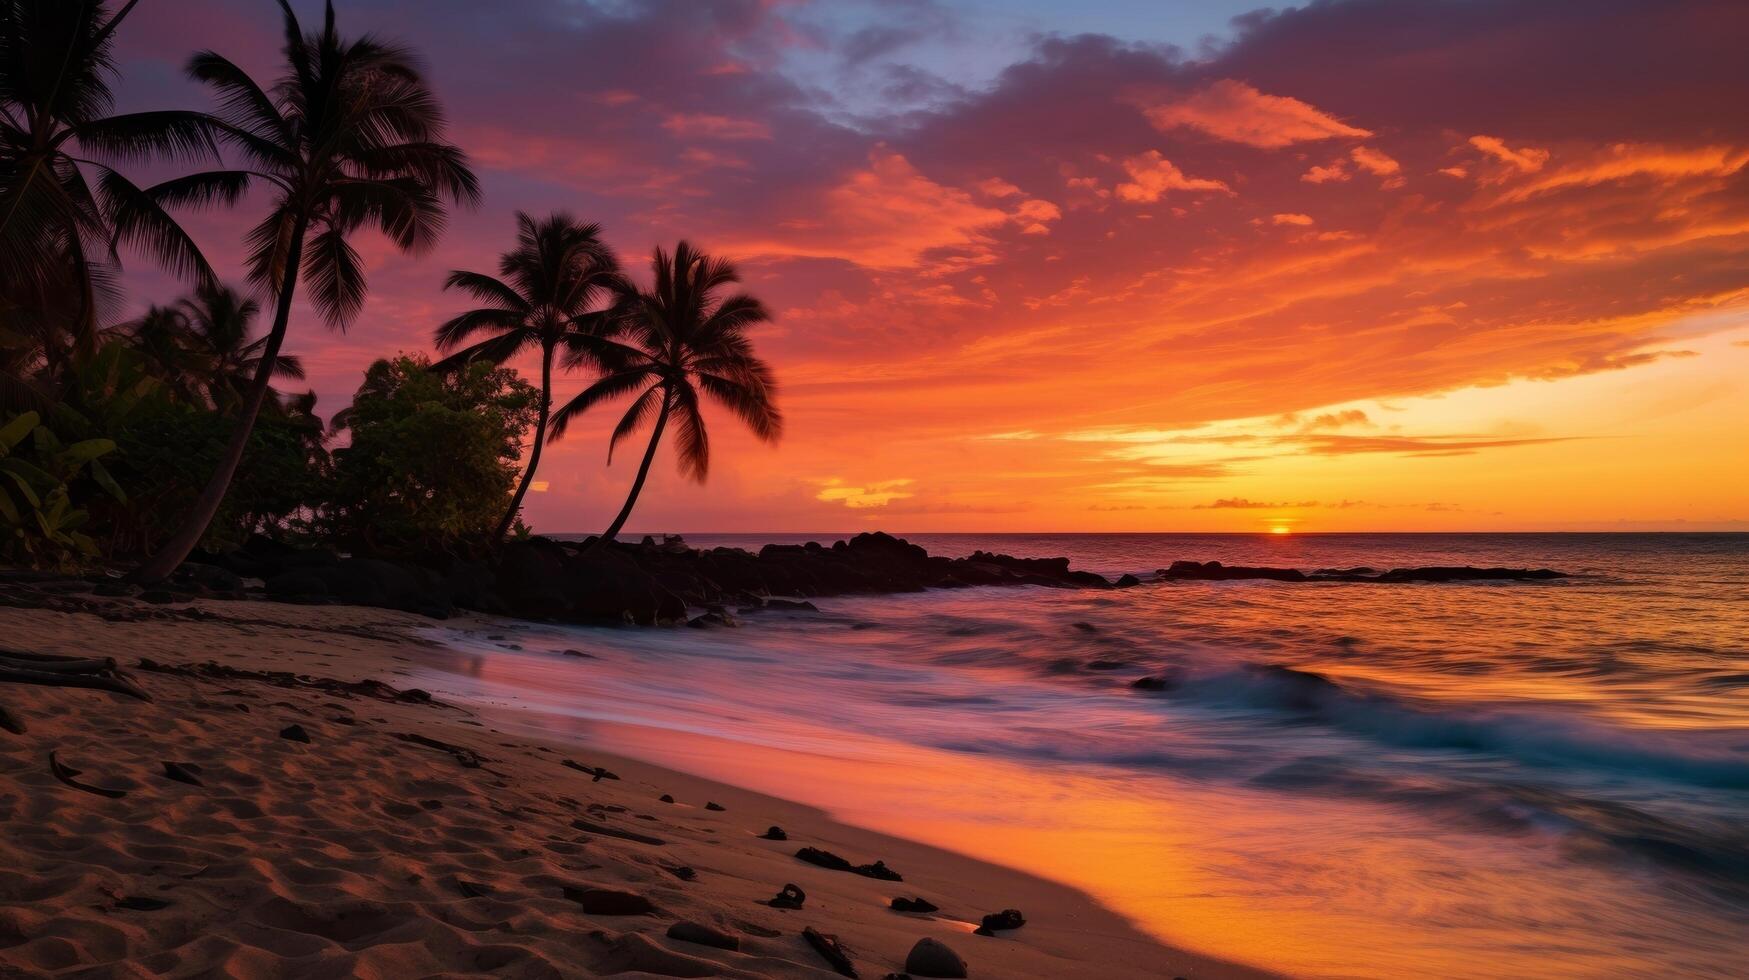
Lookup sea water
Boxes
[416,533,1748,978]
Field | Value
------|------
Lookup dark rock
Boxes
[890,897,939,914]
[659,794,675,803]
[1070,621,1097,633]
[175,562,244,593]
[1115,573,1142,587]
[766,883,806,909]
[1159,560,1306,582]
[278,724,310,743]
[904,937,966,978]
[667,865,697,881]
[667,920,739,951]
[796,846,855,872]
[562,886,655,915]
[138,589,177,605]
[687,610,738,629]
[1131,675,1177,692]
[760,826,787,840]
[751,598,819,613]
[803,927,858,978]
[975,908,1025,935]
[705,801,726,811]
[265,569,329,602]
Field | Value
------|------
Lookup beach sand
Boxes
[0,597,1271,979]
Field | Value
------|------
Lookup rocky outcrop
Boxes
[187,531,1118,626]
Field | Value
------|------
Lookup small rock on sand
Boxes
[705,801,726,811]
[766,883,806,909]
[905,937,967,977]
[659,794,675,803]
[761,825,787,840]
[278,724,310,743]
[561,886,655,915]
[666,920,740,951]
[974,908,1025,935]
[890,896,939,913]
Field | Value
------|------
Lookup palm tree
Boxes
[551,241,781,546]
[433,211,622,542]
[121,283,306,409]
[131,0,477,581]
[0,0,232,387]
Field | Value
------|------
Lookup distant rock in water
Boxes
[1157,560,1567,584]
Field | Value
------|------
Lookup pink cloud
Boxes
[661,112,773,140]
[1141,79,1372,149]
[1469,135,1551,173]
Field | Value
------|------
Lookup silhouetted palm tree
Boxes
[434,212,622,541]
[0,0,230,385]
[551,241,780,546]
[120,283,306,409]
[133,0,477,581]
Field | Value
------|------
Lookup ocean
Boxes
[414,533,1748,978]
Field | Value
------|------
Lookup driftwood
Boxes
[0,648,151,701]
[49,751,127,798]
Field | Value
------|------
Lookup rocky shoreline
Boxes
[1,532,1570,628]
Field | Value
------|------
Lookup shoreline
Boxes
[0,596,1274,979]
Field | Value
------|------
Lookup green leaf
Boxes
[0,412,38,452]
[89,459,126,503]
[63,438,117,465]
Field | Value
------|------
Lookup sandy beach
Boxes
[0,595,1269,979]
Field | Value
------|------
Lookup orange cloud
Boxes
[1469,135,1550,173]
[1142,79,1372,149]
[1349,146,1400,175]
[1115,151,1232,203]
[1272,212,1315,226]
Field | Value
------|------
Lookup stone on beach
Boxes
[666,919,740,951]
[561,885,655,915]
[904,937,968,977]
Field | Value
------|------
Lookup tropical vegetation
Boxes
[0,0,781,578]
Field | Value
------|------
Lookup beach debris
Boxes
[135,659,435,705]
[562,885,655,915]
[561,758,619,781]
[456,878,494,898]
[0,649,151,701]
[160,761,204,786]
[113,896,171,911]
[705,801,726,811]
[904,937,967,977]
[659,794,675,803]
[766,883,806,909]
[974,908,1025,935]
[667,920,740,951]
[570,817,665,846]
[48,752,127,798]
[390,731,486,768]
[803,926,858,978]
[797,846,904,881]
[278,723,311,742]
[666,865,697,881]
[890,897,939,914]
[760,825,787,840]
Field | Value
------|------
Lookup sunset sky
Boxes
[113,0,1748,533]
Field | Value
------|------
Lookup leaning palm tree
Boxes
[0,0,228,357]
[433,212,622,542]
[131,0,478,581]
[551,241,781,546]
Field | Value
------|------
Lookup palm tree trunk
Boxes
[595,385,672,547]
[129,214,309,583]
[493,343,552,542]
